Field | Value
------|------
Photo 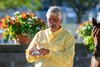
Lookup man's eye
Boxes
[49,18,52,20]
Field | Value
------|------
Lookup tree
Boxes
[0,0,42,11]
[67,0,99,23]
[0,0,42,17]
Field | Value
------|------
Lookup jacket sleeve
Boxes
[47,33,75,65]
[25,32,40,63]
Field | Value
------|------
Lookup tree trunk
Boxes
[76,10,83,23]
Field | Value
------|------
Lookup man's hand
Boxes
[39,48,49,56]
[29,47,40,56]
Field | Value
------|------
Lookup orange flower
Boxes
[29,12,35,18]
[21,12,27,19]
[2,23,8,29]
[79,22,84,27]
[6,16,10,19]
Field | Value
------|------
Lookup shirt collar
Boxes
[48,27,63,37]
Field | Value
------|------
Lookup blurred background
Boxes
[0,0,100,44]
[0,0,100,67]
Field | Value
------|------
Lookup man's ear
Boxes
[92,18,97,26]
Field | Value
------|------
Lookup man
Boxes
[26,6,75,67]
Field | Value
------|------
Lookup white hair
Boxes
[46,6,62,20]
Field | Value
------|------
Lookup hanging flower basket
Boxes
[16,34,31,45]
[76,21,94,52]
[0,11,47,44]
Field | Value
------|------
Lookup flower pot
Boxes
[16,34,31,45]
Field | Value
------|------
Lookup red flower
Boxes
[1,18,6,22]
[10,21,14,25]
[37,18,41,22]
[0,22,2,27]
[17,22,21,27]
[37,18,45,23]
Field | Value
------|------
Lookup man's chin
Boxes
[49,28,56,32]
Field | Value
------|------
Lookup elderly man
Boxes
[26,6,75,67]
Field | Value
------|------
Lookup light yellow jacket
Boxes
[26,27,75,67]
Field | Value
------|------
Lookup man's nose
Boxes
[49,21,53,23]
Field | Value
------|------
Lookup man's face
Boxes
[46,14,61,32]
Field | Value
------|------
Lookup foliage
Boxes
[0,11,47,41]
[0,0,42,11]
[67,0,99,23]
[76,21,94,51]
